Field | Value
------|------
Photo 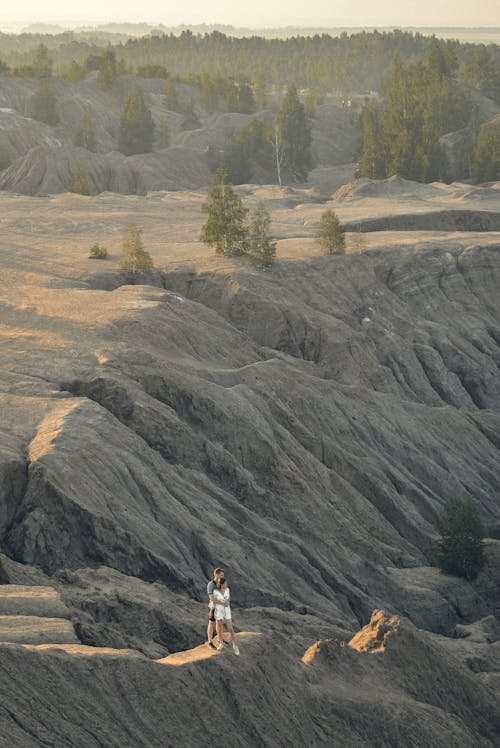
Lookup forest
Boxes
[1,28,500,95]
[0,29,499,184]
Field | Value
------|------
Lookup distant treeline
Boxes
[1,29,500,95]
[358,41,500,182]
[1,30,499,183]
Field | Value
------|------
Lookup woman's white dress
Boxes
[213,587,231,620]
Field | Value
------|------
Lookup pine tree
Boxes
[224,119,273,184]
[226,80,240,112]
[276,83,312,182]
[64,60,86,82]
[463,47,500,103]
[32,43,52,77]
[180,102,201,131]
[247,202,276,267]
[74,113,96,151]
[304,89,322,116]
[437,498,485,581]
[254,73,268,110]
[237,81,255,113]
[200,74,219,112]
[118,88,155,155]
[164,78,179,110]
[97,48,118,90]
[463,105,480,177]
[358,46,467,183]
[317,209,346,254]
[31,83,59,125]
[473,124,500,182]
[201,170,248,256]
[72,163,89,195]
[382,57,423,180]
[120,223,153,274]
[357,101,386,179]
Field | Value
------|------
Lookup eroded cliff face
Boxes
[0,202,499,743]
[0,242,499,639]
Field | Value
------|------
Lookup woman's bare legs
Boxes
[215,619,224,649]
[225,621,239,654]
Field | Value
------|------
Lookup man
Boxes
[207,567,224,649]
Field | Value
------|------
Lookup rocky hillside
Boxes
[0,182,499,744]
[0,75,359,196]
[1,240,499,625]
[0,605,499,747]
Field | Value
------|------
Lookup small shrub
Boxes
[437,497,485,581]
[89,243,108,259]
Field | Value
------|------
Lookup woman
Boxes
[213,577,240,655]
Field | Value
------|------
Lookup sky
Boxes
[1,0,500,29]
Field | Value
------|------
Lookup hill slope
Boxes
[0,183,499,743]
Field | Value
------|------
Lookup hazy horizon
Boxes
[1,0,499,31]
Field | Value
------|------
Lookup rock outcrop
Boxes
[302,611,500,746]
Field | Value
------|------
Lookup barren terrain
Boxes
[0,177,499,745]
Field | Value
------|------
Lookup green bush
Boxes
[120,223,153,273]
[247,202,276,268]
[89,243,108,259]
[317,208,346,255]
[437,497,485,581]
[200,170,248,256]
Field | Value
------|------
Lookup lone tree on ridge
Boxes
[200,170,248,256]
[247,202,276,268]
[317,208,346,254]
[120,223,153,275]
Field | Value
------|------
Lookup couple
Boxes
[206,567,240,656]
